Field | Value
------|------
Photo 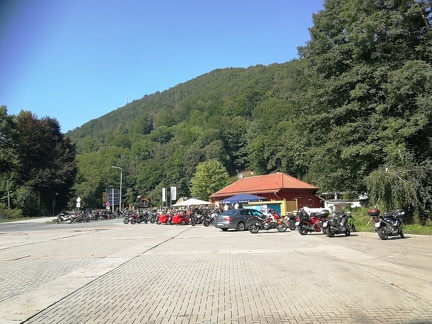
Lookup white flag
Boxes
[162,188,166,202]
[170,187,177,201]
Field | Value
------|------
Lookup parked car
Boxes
[214,208,264,231]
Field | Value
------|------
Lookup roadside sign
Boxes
[76,202,81,208]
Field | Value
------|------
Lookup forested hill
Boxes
[66,63,294,146]
[67,61,307,207]
[68,0,432,219]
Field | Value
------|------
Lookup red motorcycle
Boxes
[296,208,329,235]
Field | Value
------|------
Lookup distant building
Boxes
[210,172,321,211]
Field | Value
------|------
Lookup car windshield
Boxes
[250,210,263,217]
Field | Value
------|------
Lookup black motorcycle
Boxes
[368,209,405,240]
[203,210,218,227]
[322,212,351,237]
[54,212,72,224]
[286,212,297,230]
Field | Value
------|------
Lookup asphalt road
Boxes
[0,218,431,323]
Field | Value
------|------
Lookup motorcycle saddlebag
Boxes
[367,209,380,217]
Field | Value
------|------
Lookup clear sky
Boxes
[0,0,324,133]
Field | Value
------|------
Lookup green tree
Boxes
[297,0,432,199]
[14,111,77,214]
[0,106,18,173]
[190,160,230,201]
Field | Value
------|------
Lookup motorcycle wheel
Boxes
[181,220,186,225]
[123,218,129,224]
[131,219,137,225]
[191,220,196,226]
[298,225,308,235]
[377,227,389,240]
[400,230,405,239]
[345,228,351,236]
[289,221,296,231]
[326,227,334,237]
[203,220,210,227]
[277,223,287,232]
[166,219,171,225]
[249,224,260,234]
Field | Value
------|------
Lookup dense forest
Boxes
[1,0,432,221]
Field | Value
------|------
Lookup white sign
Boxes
[76,197,81,203]
[76,202,81,208]
[170,186,177,201]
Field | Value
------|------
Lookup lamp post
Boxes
[112,166,122,212]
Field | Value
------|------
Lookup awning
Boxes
[220,193,267,204]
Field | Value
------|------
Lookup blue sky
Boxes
[0,0,324,133]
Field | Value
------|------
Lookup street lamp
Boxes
[112,166,122,212]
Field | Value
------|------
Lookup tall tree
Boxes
[190,160,230,201]
[297,0,432,203]
[0,106,17,173]
[15,111,77,214]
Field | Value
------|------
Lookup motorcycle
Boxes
[296,208,329,235]
[203,209,218,227]
[54,212,72,224]
[249,214,287,234]
[286,212,297,230]
[322,212,351,237]
[368,209,405,240]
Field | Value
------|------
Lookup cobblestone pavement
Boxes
[0,220,431,324]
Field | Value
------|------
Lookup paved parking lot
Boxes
[0,219,431,323]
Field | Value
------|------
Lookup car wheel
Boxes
[221,228,228,231]
[236,222,245,231]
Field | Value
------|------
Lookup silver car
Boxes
[214,208,264,231]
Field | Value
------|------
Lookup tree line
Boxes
[0,107,77,216]
[2,0,432,222]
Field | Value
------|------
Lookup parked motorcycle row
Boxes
[54,205,405,240]
[283,207,403,240]
[122,208,219,226]
[53,210,117,223]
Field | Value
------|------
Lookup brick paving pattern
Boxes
[0,222,431,323]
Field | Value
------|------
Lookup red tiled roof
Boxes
[211,172,318,198]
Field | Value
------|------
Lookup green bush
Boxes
[13,187,38,217]
[0,208,23,221]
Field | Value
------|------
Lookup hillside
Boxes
[68,1,432,219]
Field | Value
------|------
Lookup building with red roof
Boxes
[210,172,321,209]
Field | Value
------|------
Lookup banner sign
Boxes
[162,188,166,202]
[170,186,177,201]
